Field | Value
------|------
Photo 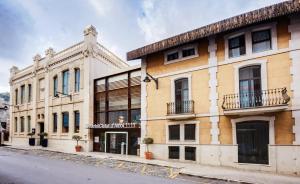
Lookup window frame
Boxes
[224,22,277,60]
[28,84,32,102]
[62,70,69,95]
[168,124,180,141]
[168,146,180,159]
[62,112,69,133]
[27,116,31,133]
[53,75,58,97]
[228,34,246,58]
[184,124,196,141]
[53,113,57,133]
[20,116,25,133]
[164,44,198,64]
[74,111,80,133]
[252,29,272,53]
[74,68,80,93]
[20,85,25,104]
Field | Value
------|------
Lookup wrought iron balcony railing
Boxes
[222,88,290,110]
[167,100,194,115]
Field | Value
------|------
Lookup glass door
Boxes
[105,132,128,155]
[175,78,189,113]
[239,66,261,108]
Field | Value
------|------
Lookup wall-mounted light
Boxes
[143,73,158,89]
[54,91,72,100]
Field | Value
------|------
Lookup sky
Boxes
[0,0,285,93]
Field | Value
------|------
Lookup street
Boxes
[0,148,192,184]
[0,147,238,184]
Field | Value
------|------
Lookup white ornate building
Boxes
[9,25,128,152]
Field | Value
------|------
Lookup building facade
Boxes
[127,1,300,175]
[0,98,9,144]
[9,25,128,152]
[92,66,141,155]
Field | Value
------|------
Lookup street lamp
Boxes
[54,91,72,100]
[143,73,158,89]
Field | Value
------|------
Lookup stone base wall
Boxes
[148,144,300,175]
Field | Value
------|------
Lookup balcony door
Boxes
[239,65,261,108]
[175,78,189,113]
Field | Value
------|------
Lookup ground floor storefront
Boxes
[92,127,140,156]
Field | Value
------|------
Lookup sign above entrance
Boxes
[87,123,140,129]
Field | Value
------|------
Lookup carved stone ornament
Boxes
[83,49,90,57]
[33,54,41,62]
[45,48,55,58]
[83,25,98,36]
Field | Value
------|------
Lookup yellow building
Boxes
[127,1,300,175]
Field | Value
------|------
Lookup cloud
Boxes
[137,0,286,43]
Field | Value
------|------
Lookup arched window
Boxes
[74,68,80,92]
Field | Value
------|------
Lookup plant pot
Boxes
[41,139,48,147]
[29,138,35,146]
[144,152,153,160]
[75,145,82,152]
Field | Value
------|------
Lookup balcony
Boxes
[166,100,195,120]
[222,88,290,115]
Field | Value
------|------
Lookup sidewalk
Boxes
[5,145,300,184]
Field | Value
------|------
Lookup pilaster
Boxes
[289,15,300,145]
[140,58,147,156]
[208,37,220,144]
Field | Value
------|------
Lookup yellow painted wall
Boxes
[145,18,294,146]
[274,111,294,144]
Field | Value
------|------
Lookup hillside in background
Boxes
[0,92,10,102]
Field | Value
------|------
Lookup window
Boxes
[185,147,196,161]
[53,76,58,97]
[228,35,246,58]
[169,146,180,159]
[20,85,25,104]
[169,125,180,140]
[39,78,45,100]
[252,29,271,53]
[15,89,18,105]
[20,117,24,133]
[184,124,196,140]
[27,116,31,133]
[53,113,57,133]
[167,52,179,61]
[182,48,196,58]
[74,111,80,133]
[62,112,69,133]
[14,117,18,132]
[74,68,80,92]
[62,70,69,95]
[28,84,32,102]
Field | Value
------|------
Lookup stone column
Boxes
[140,58,148,157]
[9,66,19,143]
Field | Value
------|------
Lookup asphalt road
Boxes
[0,149,191,184]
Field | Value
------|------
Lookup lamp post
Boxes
[143,73,158,89]
[54,91,72,100]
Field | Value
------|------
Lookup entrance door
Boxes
[39,123,44,145]
[105,132,127,155]
[236,121,269,164]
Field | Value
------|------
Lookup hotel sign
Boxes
[87,123,140,129]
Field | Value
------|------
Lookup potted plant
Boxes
[27,132,35,146]
[143,137,154,160]
[72,135,82,152]
[38,132,48,147]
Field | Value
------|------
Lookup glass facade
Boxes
[62,70,69,95]
[94,70,141,124]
